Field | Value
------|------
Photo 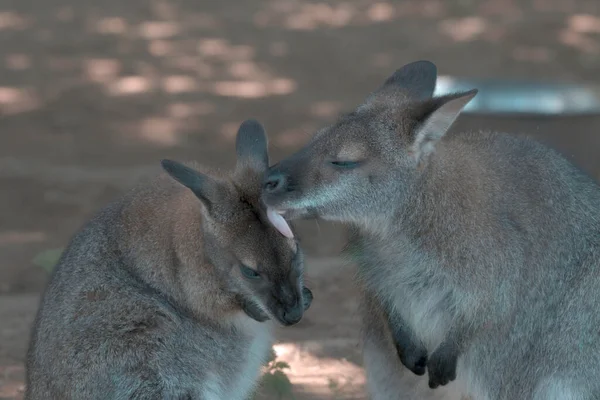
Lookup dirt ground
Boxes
[1,0,600,398]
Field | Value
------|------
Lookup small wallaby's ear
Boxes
[379,60,438,101]
[161,159,223,207]
[410,89,477,163]
[235,119,268,174]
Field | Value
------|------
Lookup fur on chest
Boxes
[350,235,456,349]
[212,315,274,400]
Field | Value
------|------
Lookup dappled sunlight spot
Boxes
[268,78,296,95]
[513,46,554,62]
[309,101,342,118]
[213,81,267,98]
[256,0,451,29]
[148,40,173,56]
[162,75,197,94]
[198,38,229,57]
[138,21,180,39]
[285,12,319,30]
[568,14,600,34]
[96,17,127,34]
[255,2,356,30]
[286,3,354,30]
[0,231,46,245]
[272,342,365,397]
[559,29,599,53]
[6,54,31,70]
[138,117,180,146]
[107,76,152,95]
[168,101,215,119]
[84,58,121,83]
[198,39,255,62]
[213,77,296,98]
[439,16,487,42]
[0,11,29,30]
[367,3,395,22]
[0,87,40,115]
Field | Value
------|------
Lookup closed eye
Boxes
[240,264,261,279]
[329,160,361,169]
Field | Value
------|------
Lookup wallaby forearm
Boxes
[381,296,428,376]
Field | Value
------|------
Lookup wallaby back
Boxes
[262,61,600,400]
[26,119,312,400]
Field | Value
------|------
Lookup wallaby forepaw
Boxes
[426,352,457,389]
[239,295,270,322]
[397,344,428,376]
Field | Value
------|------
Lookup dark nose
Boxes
[302,287,313,311]
[263,170,286,194]
[282,302,303,325]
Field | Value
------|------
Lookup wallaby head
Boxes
[162,119,310,326]
[262,61,477,230]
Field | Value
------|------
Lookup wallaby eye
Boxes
[240,264,261,279]
[330,160,361,169]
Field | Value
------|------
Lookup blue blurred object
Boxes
[434,76,600,116]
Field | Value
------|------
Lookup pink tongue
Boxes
[267,208,294,239]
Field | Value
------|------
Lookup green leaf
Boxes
[260,370,293,398]
[273,361,291,370]
[32,248,64,273]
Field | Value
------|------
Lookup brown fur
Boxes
[26,119,312,400]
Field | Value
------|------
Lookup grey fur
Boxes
[26,119,312,400]
[261,61,600,399]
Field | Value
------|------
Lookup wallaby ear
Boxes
[410,89,477,163]
[379,60,438,101]
[235,119,269,174]
[161,159,223,208]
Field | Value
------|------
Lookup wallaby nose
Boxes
[282,302,303,325]
[302,287,313,311]
[263,170,286,194]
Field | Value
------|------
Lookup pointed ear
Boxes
[160,159,224,208]
[235,119,269,174]
[410,89,477,163]
[378,60,438,101]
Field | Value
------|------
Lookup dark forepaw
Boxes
[238,295,270,322]
[397,344,428,376]
[427,350,457,389]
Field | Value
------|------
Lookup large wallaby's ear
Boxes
[161,159,223,208]
[235,119,268,174]
[410,89,477,163]
[377,60,438,101]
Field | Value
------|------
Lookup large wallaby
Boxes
[25,119,313,400]
[261,61,600,400]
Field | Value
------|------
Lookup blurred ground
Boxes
[1,0,599,398]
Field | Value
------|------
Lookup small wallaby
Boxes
[25,119,313,400]
[261,61,600,400]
